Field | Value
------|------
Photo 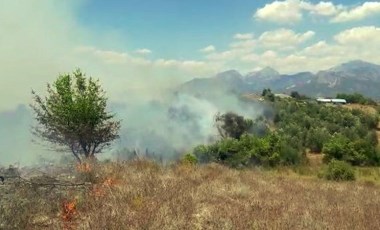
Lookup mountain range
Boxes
[179,60,380,100]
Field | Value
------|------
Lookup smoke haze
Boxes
[0,1,262,166]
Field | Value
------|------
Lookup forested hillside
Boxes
[190,91,380,173]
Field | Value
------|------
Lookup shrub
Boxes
[323,134,380,166]
[192,133,302,168]
[180,153,198,165]
[193,145,218,163]
[323,160,356,181]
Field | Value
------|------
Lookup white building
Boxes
[316,98,347,104]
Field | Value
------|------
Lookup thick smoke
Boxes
[0,90,263,166]
[111,91,263,162]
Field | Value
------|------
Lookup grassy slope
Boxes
[1,160,380,230]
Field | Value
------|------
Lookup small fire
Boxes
[90,178,118,197]
[61,199,77,222]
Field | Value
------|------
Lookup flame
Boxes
[90,177,118,198]
[61,199,77,222]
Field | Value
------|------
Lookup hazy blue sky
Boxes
[1,0,380,111]
[75,0,380,59]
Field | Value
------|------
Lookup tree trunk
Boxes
[72,151,82,164]
[70,144,82,164]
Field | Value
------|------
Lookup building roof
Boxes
[316,98,347,103]
[331,99,347,103]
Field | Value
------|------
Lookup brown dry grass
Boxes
[342,103,378,116]
[1,160,380,230]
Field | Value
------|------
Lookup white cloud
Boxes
[206,40,255,62]
[334,26,380,46]
[233,33,254,40]
[300,1,341,16]
[134,48,152,55]
[254,1,380,24]
[332,2,380,23]
[254,0,303,24]
[206,50,237,61]
[251,26,380,73]
[230,39,256,50]
[258,29,315,49]
[226,25,380,74]
[241,53,259,62]
[77,46,218,79]
[199,45,216,53]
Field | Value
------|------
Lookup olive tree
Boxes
[215,112,253,139]
[30,69,121,163]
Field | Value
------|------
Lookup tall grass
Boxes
[1,160,380,229]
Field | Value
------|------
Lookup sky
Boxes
[1,0,380,112]
[0,0,380,165]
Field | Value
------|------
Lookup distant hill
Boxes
[179,70,251,97]
[179,60,380,99]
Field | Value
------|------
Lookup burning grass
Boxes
[1,160,380,229]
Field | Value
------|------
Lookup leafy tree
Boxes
[215,112,253,139]
[30,69,121,163]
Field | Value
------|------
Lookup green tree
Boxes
[30,69,121,163]
[322,134,350,163]
[215,112,253,139]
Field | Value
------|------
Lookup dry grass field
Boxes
[1,160,380,230]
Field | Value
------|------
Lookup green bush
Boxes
[181,153,198,165]
[323,160,356,181]
[193,144,218,163]
[323,134,380,166]
[192,133,302,168]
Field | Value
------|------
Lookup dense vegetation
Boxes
[274,97,379,165]
[191,91,380,170]
[336,92,377,105]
